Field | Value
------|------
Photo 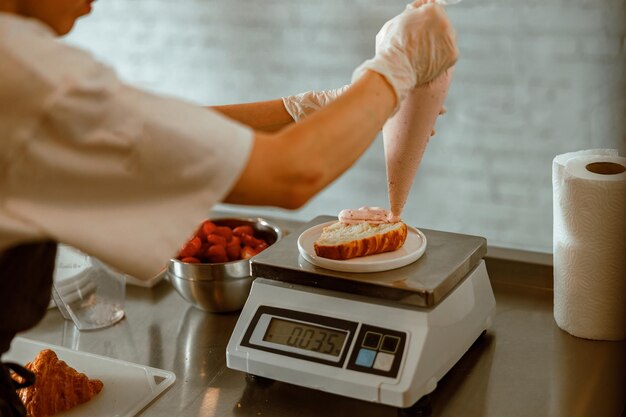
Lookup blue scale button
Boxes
[355,348,377,368]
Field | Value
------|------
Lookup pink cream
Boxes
[338,207,391,224]
[383,67,455,222]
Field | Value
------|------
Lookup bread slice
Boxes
[314,221,408,260]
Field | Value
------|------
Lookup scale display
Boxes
[263,317,347,357]
[240,304,409,378]
[241,305,359,367]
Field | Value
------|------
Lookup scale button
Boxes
[380,335,401,354]
[355,349,377,368]
[362,332,382,350]
[373,352,395,372]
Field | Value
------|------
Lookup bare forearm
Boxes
[281,71,396,186]
[211,100,294,132]
[224,71,396,209]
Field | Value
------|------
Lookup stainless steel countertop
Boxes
[16,215,626,417]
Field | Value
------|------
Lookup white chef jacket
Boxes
[0,13,253,280]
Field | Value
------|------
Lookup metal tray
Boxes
[251,215,487,308]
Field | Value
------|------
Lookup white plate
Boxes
[297,221,427,273]
[4,337,176,417]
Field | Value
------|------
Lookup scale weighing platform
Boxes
[226,216,496,411]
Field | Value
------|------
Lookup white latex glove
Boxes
[282,85,350,121]
[352,0,458,111]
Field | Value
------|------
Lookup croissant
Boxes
[17,349,104,417]
[314,221,408,260]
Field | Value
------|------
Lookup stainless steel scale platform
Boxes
[226,215,496,410]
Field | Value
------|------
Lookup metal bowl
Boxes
[168,217,282,313]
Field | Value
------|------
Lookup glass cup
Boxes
[52,245,126,331]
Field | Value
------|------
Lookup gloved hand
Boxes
[282,85,350,121]
[352,0,458,111]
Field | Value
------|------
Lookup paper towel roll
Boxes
[553,150,626,340]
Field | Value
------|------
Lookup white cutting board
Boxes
[4,337,176,417]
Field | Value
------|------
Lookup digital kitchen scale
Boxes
[226,215,496,411]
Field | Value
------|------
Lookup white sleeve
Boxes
[0,22,253,280]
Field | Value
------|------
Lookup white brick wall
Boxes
[65,0,625,254]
